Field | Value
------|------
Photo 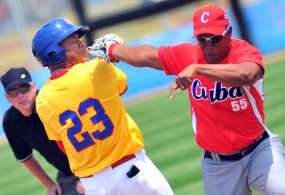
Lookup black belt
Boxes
[204,131,269,161]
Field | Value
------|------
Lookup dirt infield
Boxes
[264,49,285,64]
[0,136,6,144]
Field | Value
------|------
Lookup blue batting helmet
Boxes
[32,18,89,66]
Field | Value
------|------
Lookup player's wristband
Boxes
[108,43,120,62]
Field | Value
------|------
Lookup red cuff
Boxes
[108,43,120,62]
[56,141,66,154]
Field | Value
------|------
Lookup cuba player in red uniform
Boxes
[31,18,174,195]
[89,4,285,195]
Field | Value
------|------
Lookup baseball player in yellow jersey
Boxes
[31,18,174,195]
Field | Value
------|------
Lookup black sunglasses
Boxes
[197,35,224,45]
[7,83,31,97]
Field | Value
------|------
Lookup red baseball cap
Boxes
[193,5,229,36]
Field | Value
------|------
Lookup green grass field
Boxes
[0,59,285,195]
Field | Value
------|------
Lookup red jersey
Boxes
[159,38,266,153]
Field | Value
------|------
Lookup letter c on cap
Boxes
[201,11,210,23]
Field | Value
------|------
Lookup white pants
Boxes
[80,150,174,195]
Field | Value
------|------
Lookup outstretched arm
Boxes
[22,155,61,195]
[88,34,163,70]
[112,45,163,70]
[170,62,263,96]
[194,63,263,86]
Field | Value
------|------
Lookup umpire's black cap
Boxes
[1,67,32,91]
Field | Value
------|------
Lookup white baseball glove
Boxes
[88,34,123,62]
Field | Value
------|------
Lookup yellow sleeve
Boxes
[89,59,127,95]
[113,66,128,95]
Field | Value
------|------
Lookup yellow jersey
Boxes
[36,59,144,177]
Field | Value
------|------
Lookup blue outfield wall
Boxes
[1,0,285,137]
[244,0,285,53]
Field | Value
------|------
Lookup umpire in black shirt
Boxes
[1,67,84,195]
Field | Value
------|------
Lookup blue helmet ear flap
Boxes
[41,44,66,66]
[32,44,65,66]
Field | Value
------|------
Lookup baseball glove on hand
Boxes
[88,34,123,62]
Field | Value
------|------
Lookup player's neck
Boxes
[50,68,70,80]
[49,63,71,71]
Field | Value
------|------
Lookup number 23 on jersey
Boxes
[59,98,114,152]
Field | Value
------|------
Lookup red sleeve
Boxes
[232,40,265,74]
[56,140,66,154]
[158,43,197,75]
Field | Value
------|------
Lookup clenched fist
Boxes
[88,34,123,62]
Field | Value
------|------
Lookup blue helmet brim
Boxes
[77,26,89,38]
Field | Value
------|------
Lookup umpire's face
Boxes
[197,27,232,64]
[6,82,37,116]
[60,33,88,66]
